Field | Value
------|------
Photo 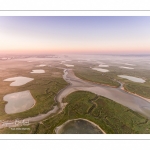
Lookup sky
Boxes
[0,16,150,55]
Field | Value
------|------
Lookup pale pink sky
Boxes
[0,16,150,54]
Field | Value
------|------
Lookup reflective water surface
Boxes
[118,75,145,83]
[37,64,46,67]
[64,64,74,67]
[3,90,35,114]
[99,64,109,67]
[55,119,104,134]
[92,67,109,72]
[31,70,45,73]
[4,76,34,86]
[119,66,134,69]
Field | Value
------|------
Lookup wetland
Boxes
[1,54,150,134]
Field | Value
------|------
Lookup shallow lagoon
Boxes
[37,64,46,67]
[99,64,109,67]
[64,64,74,67]
[3,90,35,114]
[4,76,34,86]
[78,60,88,62]
[118,75,145,83]
[31,70,45,73]
[124,63,135,66]
[55,119,104,134]
[120,66,134,69]
[92,67,109,72]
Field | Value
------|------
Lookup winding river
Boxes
[1,68,150,129]
[57,69,150,118]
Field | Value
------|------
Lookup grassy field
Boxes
[38,91,150,134]
[2,91,150,134]
[0,60,68,120]
[74,65,120,87]
[124,83,150,98]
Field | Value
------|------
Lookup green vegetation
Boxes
[2,91,150,134]
[1,60,150,134]
[74,66,120,87]
[124,83,150,98]
[0,66,68,120]
[39,91,150,134]
[115,68,150,99]
[74,63,150,99]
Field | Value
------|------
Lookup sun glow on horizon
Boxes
[0,16,150,55]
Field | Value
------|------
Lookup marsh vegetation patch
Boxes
[27,91,150,134]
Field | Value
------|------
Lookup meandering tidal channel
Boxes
[1,68,150,129]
